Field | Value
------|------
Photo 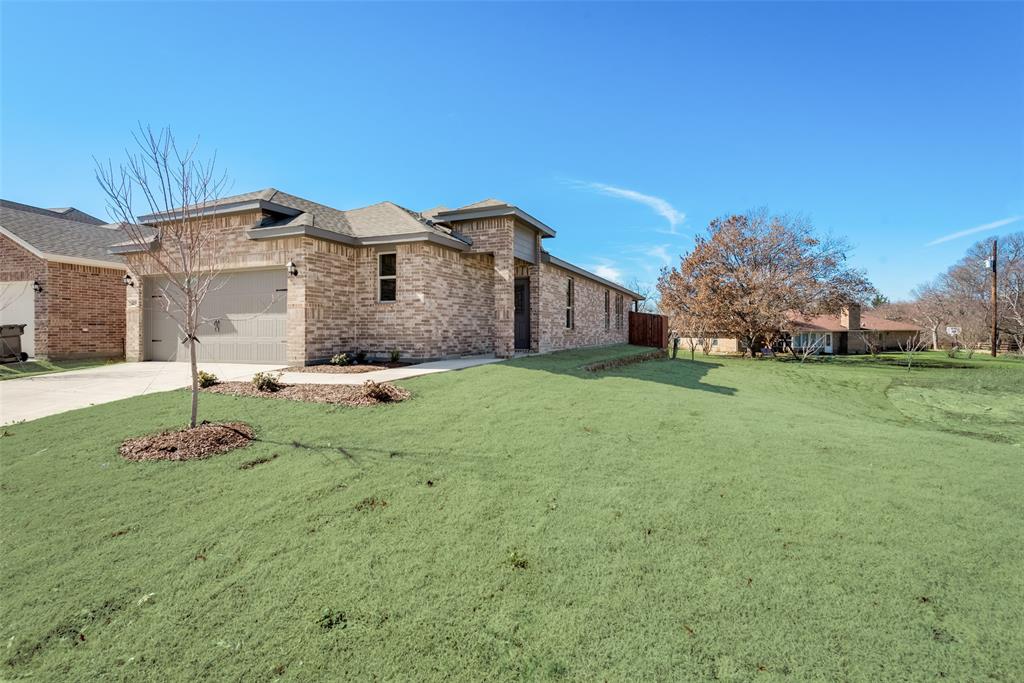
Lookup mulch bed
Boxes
[583,349,667,372]
[120,422,254,462]
[204,381,410,406]
[281,363,410,374]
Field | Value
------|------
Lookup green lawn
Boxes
[2,346,1022,680]
[0,357,119,381]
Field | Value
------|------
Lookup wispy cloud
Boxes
[589,259,624,283]
[643,244,673,267]
[927,215,1023,246]
[573,181,686,234]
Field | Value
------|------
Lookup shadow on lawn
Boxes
[514,352,737,396]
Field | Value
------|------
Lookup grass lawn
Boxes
[0,357,119,381]
[2,346,1022,680]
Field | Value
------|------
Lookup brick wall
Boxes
[538,261,630,352]
[456,216,516,357]
[347,242,494,360]
[2,235,125,359]
[41,262,126,359]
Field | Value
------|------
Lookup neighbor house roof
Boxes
[47,207,105,225]
[786,310,921,333]
[0,199,127,269]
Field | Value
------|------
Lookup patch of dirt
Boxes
[205,381,410,406]
[282,362,410,374]
[119,422,254,462]
[239,453,279,470]
[354,496,388,511]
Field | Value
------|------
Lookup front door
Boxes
[514,278,530,350]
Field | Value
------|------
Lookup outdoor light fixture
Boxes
[287,261,299,276]
[32,281,42,293]
[122,273,135,287]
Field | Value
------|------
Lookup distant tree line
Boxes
[882,232,1023,353]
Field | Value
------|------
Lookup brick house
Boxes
[115,189,642,364]
[680,304,922,355]
[0,200,127,360]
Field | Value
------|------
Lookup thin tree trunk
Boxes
[930,324,939,350]
[189,338,199,428]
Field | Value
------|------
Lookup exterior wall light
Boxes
[123,274,135,287]
[287,261,299,276]
[32,281,42,293]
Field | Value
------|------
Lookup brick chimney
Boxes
[841,304,861,330]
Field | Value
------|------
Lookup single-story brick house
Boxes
[679,304,922,355]
[115,189,642,364]
[0,200,127,359]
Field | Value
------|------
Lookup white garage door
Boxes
[144,270,288,363]
[0,281,35,357]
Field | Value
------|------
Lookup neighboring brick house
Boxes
[114,189,642,364]
[681,304,922,355]
[0,200,127,359]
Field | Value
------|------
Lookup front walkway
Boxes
[0,356,502,425]
[277,356,502,385]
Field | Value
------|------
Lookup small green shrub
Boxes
[330,353,350,366]
[252,371,283,393]
[197,370,218,388]
[389,348,401,363]
[354,350,368,364]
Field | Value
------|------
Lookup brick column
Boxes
[493,230,515,357]
[125,268,145,361]
[528,232,542,352]
[286,255,308,366]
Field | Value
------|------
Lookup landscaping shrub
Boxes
[389,348,401,363]
[355,350,368,364]
[330,353,350,366]
[252,371,283,393]
[197,370,219,388]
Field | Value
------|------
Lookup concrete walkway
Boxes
[277,356,502,385]
[0,356,502,425]
[0,362,284,425]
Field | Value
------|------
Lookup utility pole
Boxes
[990,238,998,357]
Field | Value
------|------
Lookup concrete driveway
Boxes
[0,362,284,425]
[0,356,504,425]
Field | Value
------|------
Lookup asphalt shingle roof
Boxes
[0,200,126,264]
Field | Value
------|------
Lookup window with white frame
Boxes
[378,252,397,302]
[565,277,574,329]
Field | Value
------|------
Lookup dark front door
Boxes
[514,278,530,350]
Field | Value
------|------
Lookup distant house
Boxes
[0,200,127,360]
[786,305,922,354]
[114,189,643,364]
[679,304,922,355]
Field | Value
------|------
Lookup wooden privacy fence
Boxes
[628,311,668,348]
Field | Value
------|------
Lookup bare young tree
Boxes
[855,330,883,358]
[627,278,658,313]
[896,333,928,371]
[795,334,826,364]
[96,125,228,428]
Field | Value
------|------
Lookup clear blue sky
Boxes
[3,1,1022,299]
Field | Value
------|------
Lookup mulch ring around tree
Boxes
[120,422,254,462]
[204,381,411,406]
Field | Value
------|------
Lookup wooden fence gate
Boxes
[628,311,668,348]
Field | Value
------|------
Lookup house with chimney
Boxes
[682,304,922,355]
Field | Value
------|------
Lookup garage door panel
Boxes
[145,270,287,363]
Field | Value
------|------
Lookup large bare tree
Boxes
[96,126,228,428]
[658,209,876,356]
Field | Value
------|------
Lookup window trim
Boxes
[565,277,575,329]
[614,293,624,330]
[378,251,397,302]
[604,290,610,330]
